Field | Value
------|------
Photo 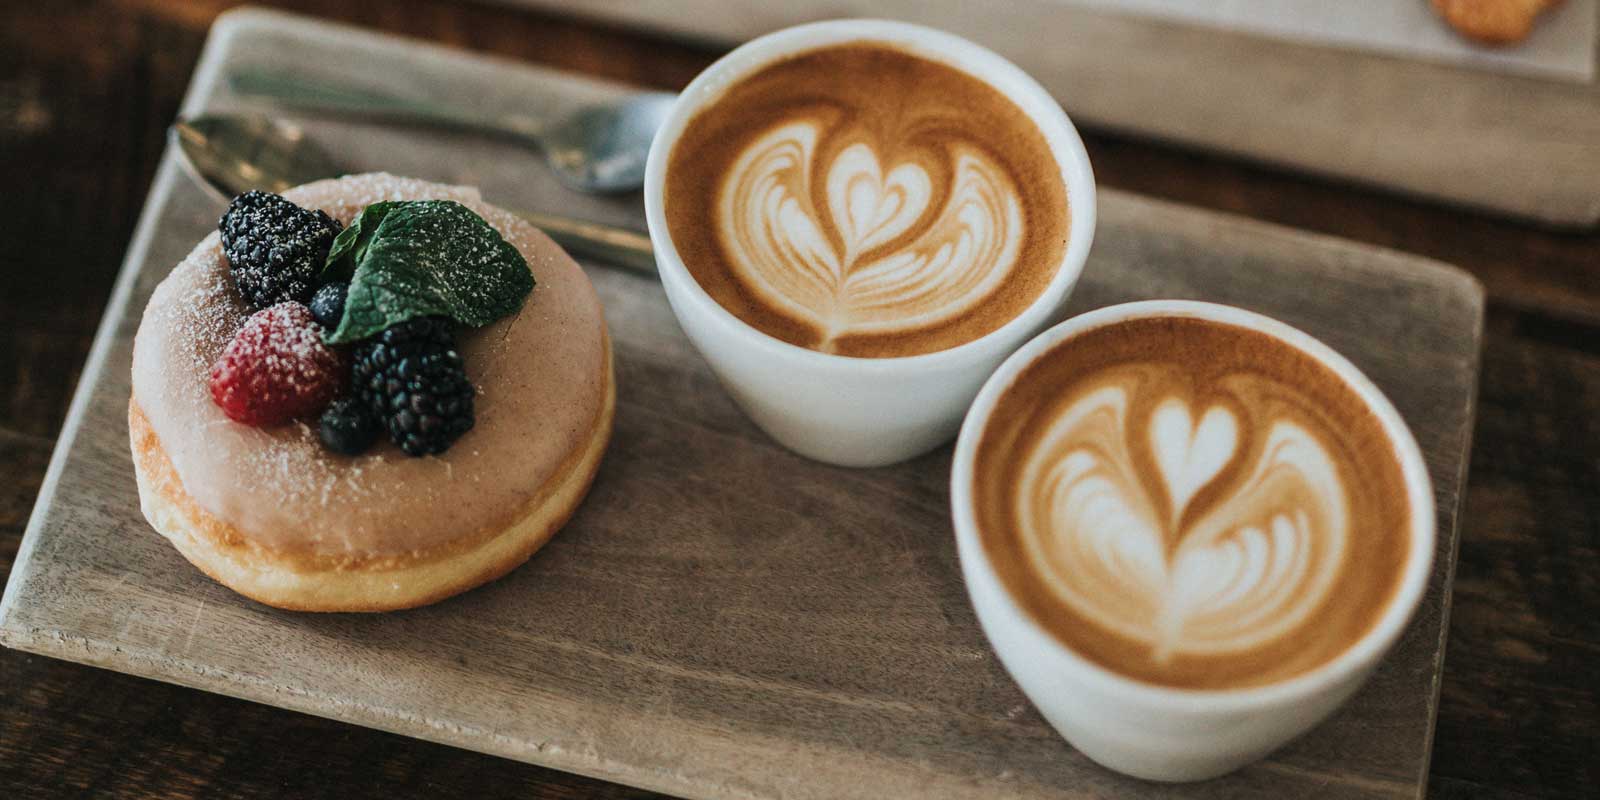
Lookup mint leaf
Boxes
[322,200,534,344]
[322,201,396,281]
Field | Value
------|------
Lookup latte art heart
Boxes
[1150,398,1237,526]
[1017,389,1348,664]
[664,44,1069,357]
[719,123,1023,348]
[971,317,1413,689]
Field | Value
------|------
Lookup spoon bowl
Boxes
[174,114,343,202]
[540,93,677,193]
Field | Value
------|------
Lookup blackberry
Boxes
[351,317,475,457]
[309,281,348,330]
[219,191,343,309]
[318,397,382,456]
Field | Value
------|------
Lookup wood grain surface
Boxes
[0,2,1592,799]
[1,6,1483,799]
[513,0,1600,228]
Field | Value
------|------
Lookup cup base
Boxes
[1049,720,1273,783]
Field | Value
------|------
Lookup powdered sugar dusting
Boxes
[130,174,607,558]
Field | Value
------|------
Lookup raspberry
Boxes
[209,302,345,426]
[219,191,343,309]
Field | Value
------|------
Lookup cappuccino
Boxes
[664,44,1069,358]
[972,316,1412,690]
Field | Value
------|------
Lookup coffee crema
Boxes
[973,317,1412,690]
[665,44,1069,358]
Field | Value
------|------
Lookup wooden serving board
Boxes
[515,0,1600,229]
[0,9,1484,799]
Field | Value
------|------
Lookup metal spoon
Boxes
[173,113,656,275]
[228,67,675,195]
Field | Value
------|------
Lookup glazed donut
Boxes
[129,174,613,611]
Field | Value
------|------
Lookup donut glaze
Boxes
[130,174,609,567]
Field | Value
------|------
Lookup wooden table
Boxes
[2,1,1594,797]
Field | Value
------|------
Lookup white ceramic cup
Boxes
[643,19,1097,467]
[950,300,1436,782]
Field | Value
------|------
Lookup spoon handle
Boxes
[228,68,543,140]
[516,209,657,276]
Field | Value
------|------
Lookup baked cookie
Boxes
[1431,0,1563,45]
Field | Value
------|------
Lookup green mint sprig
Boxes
[321,200,534,344]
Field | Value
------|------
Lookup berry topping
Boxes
[352,317,475,457]
[209,302,345,426]
[309,281,348,330]
[318,396,382,456]
[219,191,343,309]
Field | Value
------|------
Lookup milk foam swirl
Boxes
[1016,386,1349,665]
[973,317,1412,689]
[664,44,1068,357]
[718,122,1024,349]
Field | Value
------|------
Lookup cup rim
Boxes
[643,18,1097,373]
[950,299,1437,711]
